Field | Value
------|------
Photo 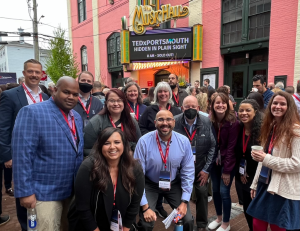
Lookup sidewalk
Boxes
[1,181,250,231]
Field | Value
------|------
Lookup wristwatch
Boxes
[181,200,188,204]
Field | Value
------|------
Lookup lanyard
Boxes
[59,109,77,141]
[109,115,124,131]
[184,127,197,143]
[22,83,42,104]
[242,127,251,155]
[268,125,276,154]
[172,92,179,106]
[293,94,300,103]
[217,123,222,145]
[78,97,92,118]
[113,180,117,207]
[159,104,171,111]
[155,131,171,169]
[127,102,139,120]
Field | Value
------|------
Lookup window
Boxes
[78,0,86,23]
[107,33,121,68]
[222,0,271,45]
[248,0,271,40]
[81,46,88,71]
[222,0,243,45]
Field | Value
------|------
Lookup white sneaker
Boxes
[208,196,213,202]
[216,225,230,231]
[208,220,222,230]
[231,202,244,212]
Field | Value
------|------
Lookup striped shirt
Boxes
[263,88,274,108]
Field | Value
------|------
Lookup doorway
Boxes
[155,70,171,85]
[225,50,268,107]
[111,71,124,88]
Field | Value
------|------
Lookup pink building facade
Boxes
[67,0,300,102]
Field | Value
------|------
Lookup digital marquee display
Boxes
[130,28,193,61]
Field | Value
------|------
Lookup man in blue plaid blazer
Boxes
[12,76,84,230]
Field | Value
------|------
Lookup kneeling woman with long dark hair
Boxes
[69,127,145,231]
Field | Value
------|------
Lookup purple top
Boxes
[217,120,240,174]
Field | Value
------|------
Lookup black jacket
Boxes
[73,95,103,122]
[68,156,145,231]
[139,104,182,135]
[0,85,49,163]
[171,88,188,107]
[83,114,142,156]
[174,113,217,176]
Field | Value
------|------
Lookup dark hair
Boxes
[78,71,94,81]
[24,59,42,70]
[239,99,263,145]
[247,92,264,112]
[195,80,200,83]
[170,74,178,80]
[100,88,137,142]
[297,81,300,93]
[0,88,2,100]
[252,74,266,85]
[260,91,300,148]
[93,81,102,89]
[39,84,50,96]
[5,83,19,90]
[91,127,139,195]
[148,87,155,102]
[285,86,294,95]
[0,84,7,91]
[123,82,143,104]
[204,78,210,84]
[199,86,208,94]
[217,86,229,96]
[210,92,236,124]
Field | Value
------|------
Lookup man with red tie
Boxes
[73,71,103,127]
[168,73,188,108]
[0,59,49,230]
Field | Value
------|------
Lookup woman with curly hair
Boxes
[247,91,300,231]
[235,99,263,231]
[69,127,145,231]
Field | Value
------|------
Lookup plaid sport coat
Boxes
[12,97,84,201]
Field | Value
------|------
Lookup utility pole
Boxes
[32,0,39,61]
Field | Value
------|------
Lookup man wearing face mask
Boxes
[168,73,188,108]
[174,96,217,231]
[74,71,103,127]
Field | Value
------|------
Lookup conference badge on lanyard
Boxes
[110,183,123,231]
[239,159,247,175]
[240,128,250,176]
[156,132,171,190]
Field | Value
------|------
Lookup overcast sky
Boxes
[1,0,69,49]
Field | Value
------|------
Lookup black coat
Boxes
[73,95,103,122]
[0,85,49,163]
[138,104,181,135]
[174,113,217,176]
[171,88,188,107]
[68,156,145,231]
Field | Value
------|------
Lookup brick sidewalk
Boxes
[1,180,252,231]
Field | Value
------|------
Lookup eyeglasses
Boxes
[155,118,174,123]
[107,99,123,104]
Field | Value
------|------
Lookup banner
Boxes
[0,72,17,84]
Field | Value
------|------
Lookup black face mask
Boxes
[79,82,93,93]
[170,84,176,89]
[184,108,198,120]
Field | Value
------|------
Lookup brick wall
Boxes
[268,0,299,86]
[294,0,300,88]
[202,0,224,87]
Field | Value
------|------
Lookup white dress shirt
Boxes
[23,83,43,105]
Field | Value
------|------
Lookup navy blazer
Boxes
[12,98,84,201]
[0,85,49,163]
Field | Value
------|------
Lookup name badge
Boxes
[192,146,196,163]
[110,209,123,231]
[159,170,171,190]
[239,159,247,175]
[83,119,89,127]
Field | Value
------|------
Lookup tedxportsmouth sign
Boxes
[130,27,193,61]
[132,4,189,35]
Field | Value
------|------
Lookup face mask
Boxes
[184,108,198,120]
[170,84,176,89]
[79,82,93,93]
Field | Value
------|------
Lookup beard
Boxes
[157,124,173,137]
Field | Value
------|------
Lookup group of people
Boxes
[0,58,299,231]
